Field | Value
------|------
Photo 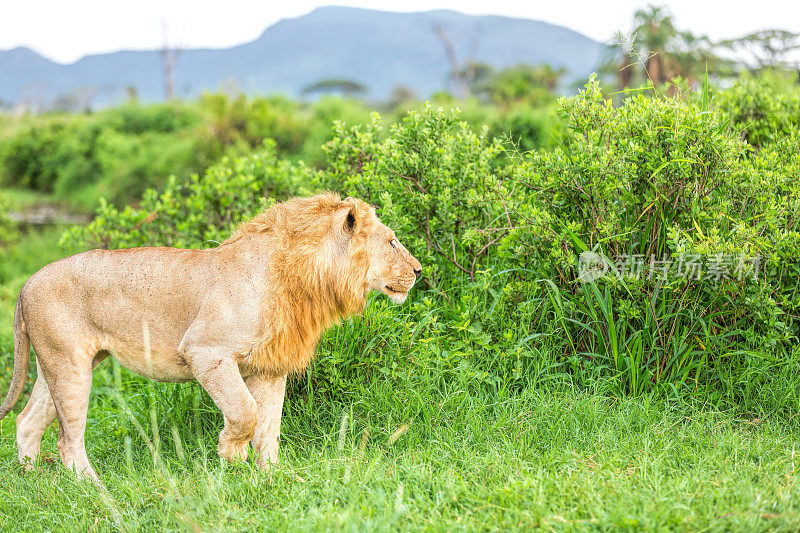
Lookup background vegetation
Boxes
[0,87,562,212]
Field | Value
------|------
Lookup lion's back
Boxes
[20,247,216,345]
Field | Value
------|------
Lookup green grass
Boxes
[0,225,68,333]
[2,228,800,531]
[0,380,799,531]
[0,188,57,211]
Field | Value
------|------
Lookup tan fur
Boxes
[231,194,380,377]
[0,193,421,480]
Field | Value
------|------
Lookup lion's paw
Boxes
[217,439,250,462]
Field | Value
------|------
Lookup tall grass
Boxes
[3,363,800,530]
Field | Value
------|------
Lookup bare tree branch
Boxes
[160,21,183,100]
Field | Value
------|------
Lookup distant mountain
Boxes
[0,6,603,107]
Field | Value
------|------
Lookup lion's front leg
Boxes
[244,373,286,469]
[186,353,258,462]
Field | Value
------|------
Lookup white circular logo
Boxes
[577,251,608,283]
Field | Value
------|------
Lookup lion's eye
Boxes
[390,240,397,249]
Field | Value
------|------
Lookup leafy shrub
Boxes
[101,102,201,134]
[195,93,309,161]
[395,100,564,153]
[500,76,799,393]
[84,129,205,207]
[63,79,800,399]
[714,72,800,148]
[318,105,508,288]
[298,96,372,167]
[489,103,564,152]
[0,119,96,193]
[62,141,308,250]
[0,95,315,210]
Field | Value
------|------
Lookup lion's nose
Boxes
[414,268,422,279]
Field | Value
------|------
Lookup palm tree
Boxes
[632,5,677,86]
[720,30,800,71]
[604,4,734,92]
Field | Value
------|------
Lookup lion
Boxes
[0,193,421,481]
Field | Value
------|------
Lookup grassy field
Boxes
[0,227,799,531]
[0,373,799,530]
[0,188,57,211]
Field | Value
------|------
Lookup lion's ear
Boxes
[343,200,358,234]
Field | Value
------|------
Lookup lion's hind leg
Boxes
[17,353,108,475]
[35,347,99,482]
[16,363,57,471]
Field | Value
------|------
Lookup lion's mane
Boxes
[223,193,374,377]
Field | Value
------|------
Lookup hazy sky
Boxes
[2,0,798,64]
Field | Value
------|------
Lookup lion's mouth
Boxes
[383,284,409,304]
[384,285,406,294]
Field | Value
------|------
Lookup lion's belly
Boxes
[115,354,194,383]
[100,336,195,383]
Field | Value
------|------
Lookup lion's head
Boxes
[226,193,423,376]
[341,197,422,305]
[225,193,422,311]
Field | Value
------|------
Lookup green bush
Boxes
[0,118,95,193]
[101,102,201,134]
[298,96,373,167]
[500,76,799,393]
[84,129,204,206]
[195,93,309,161]
[318,105,508,288]
[62,77,800,400]
[394,99,563,153]
[0,95,316,210]
[714,72,800,148]
[62,140,309,250]
[489,103,564,151]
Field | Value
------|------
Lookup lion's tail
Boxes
[0,295,30,421]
